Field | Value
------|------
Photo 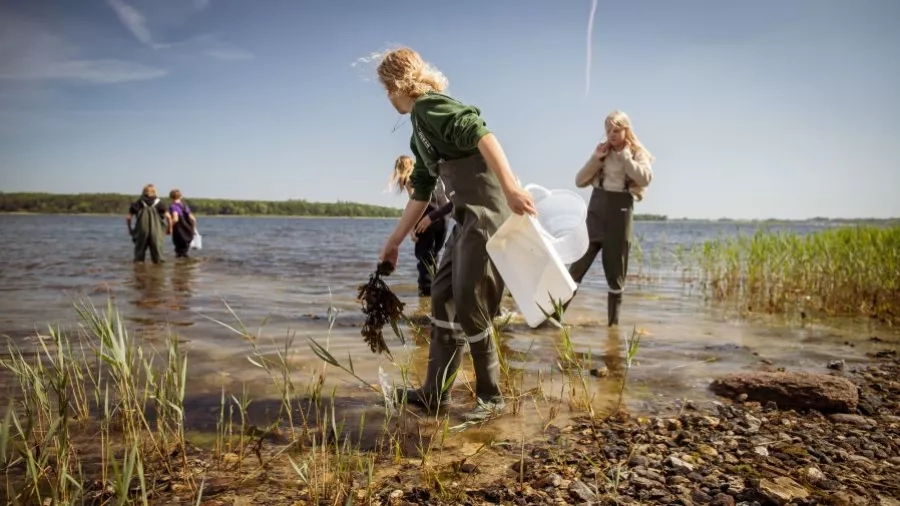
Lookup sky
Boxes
[1,0,898,220]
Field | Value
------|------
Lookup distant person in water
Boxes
[569,110,654,326]
[127,184,170,264]
[168,189,197,258]
[391,155,453,297]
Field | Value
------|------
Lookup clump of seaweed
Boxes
[358,261,406,357]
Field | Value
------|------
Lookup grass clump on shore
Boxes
[695,224,900,323]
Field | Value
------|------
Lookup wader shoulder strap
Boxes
[597,154,632,192]
[140,198,160,209]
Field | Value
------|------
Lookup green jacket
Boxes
[409,92,492,202]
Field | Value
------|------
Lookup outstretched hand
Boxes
[505,186,537,216]
[415,215,433,234]
[379,241,399,272]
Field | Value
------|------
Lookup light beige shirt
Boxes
[574,147,653,201]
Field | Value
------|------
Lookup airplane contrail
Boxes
[585,0,599,98]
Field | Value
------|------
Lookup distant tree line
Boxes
[633,214,667,222]
[0,192,670,221]
[0,193,403,218]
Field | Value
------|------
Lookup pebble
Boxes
[630,476,660,490]
[830,413,877,427]
[568,480,598,503]
[692,489,714,503]
[805,467,825,483]
[589,366,609,378]
[745,414,762,433]
[759,477,808,505]
[712,493,737,506]
[723,475,745,494]
[668,456,696,474]
[628,455,649,467]
[633,466,666,484]
[699,444,719,458]
[668,476,692,486]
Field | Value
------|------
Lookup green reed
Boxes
[0,299,192,505]
[695,225,900,323]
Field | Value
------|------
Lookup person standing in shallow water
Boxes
[127,184,170,264]
[376,47,536,422]
[568,110,654,326]
[168,189,197,258]
[390,155,453,297]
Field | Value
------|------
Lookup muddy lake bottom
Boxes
[1,215,900,504]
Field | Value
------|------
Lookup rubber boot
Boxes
[395,333,463,412]
[608,292,622,327]
[462,336,506,422]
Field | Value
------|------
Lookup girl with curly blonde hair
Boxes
[375,47,535,422]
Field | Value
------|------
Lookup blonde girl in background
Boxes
[376,47,535,421]
[569,110,654,326]
[390,155,452,297]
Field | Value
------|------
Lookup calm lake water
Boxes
[0,215,894,426]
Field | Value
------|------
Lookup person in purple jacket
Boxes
[168,189,197,258]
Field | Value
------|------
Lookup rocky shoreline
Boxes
[373,352,900,506]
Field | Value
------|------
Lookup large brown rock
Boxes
[709,371,858,413]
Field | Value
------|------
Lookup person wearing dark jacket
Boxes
[391,155,453,296]
[127,184,170,264]
[168,189,197,258]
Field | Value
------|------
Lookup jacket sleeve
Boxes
[409,140,437,202]
[619,148,653,187]
[417,96,492,151]
[575,154,604,188]
[427,201,454,221]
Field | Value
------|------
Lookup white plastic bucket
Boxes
[190,230,202,250]
[486,214,577,327]
[524,184,589,264]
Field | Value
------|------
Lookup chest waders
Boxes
[399,153,511,421]
[133,199,166,264]
[172,206,194,258]
[567,185,634,327]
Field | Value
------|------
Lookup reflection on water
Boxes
[0,215,896,428]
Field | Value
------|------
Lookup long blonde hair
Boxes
[377,47,448,98]
[390,155,414,194]
[605,110,654,162]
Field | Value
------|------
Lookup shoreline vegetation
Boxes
[690,224,900,325]
[2,193,898,223]
[0,192,687,220]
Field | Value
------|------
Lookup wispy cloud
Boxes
[0,14,167,85]
[3,60,167,84]
[105,0,252,62]
[106,0,154,46]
